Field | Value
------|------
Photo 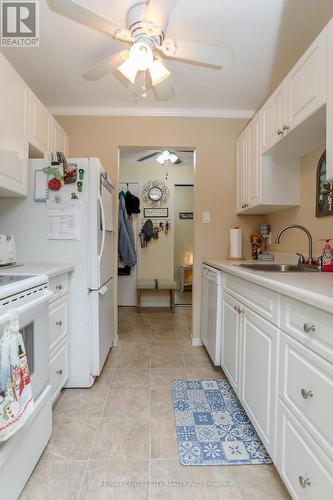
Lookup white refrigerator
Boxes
[0,158,115,387]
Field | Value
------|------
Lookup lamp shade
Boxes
[149,59,170,86]
[117,57,138,84]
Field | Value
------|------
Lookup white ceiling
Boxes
[1,0,333,112]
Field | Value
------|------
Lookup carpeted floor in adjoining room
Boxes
[20,307,290,500]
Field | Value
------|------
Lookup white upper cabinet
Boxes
[52,120,69,155]
[327,18,333,180]
[0,54,69,196]
[262,83,287,153]
[287,30,326,132]
[236,129,248,212]
[236,20,330,213]
[29,91,53,154]
[0,53,29,196]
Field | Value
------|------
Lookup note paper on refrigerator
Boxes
[47,198,80,240]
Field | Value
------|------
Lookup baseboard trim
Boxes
[191,337,203,347]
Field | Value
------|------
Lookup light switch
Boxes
[203,211,210,224]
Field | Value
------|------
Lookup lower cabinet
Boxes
[48,272,69,403]
[220,271,333,499]
[277,400,333,500]
[221,293,242,394]
[241,307,278,458]
[221,292,278,458]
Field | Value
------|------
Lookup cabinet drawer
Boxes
[224,273,280,325]
[50,338,69,402]
[279,332,333,461]
[49,296,68,349]
[49,273,68,302]
[281,296,333,363]
[277,400,333,500]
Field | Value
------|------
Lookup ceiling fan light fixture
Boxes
[156,150,179,164]
[117,57,138,84]
[130,41,154,71]
[149,59,170,86]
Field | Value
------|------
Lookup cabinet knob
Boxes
[234,305,240,313]
[278,129,284,135]
[56,320,63,327]
[301,389,313,400]
[233,305,244,314]
[56,369,63,375]
[303,323,316,334]
[56,284,63,291]
[282,124,290,131]
[298,476,311,489]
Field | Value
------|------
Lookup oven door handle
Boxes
[0,291,52,324]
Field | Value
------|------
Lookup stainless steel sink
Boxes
[236,263,320,273]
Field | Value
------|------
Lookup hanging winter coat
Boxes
[118,195,137,267]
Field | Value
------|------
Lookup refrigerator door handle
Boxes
[97,192,106,267]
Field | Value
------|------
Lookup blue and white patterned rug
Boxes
[171,378,272,466]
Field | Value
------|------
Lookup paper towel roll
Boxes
[229,227,242,259]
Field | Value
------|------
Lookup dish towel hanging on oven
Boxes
[0,314,34,441]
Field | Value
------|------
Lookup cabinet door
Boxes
[248,114,262,207]
[236,129,248,213]
[287,30,326,132]
[53,119,69,155]
[262,83,286,152]
[221,293,242,395]
[241,307,278,457]
[327,19,333,181]
[0,53,28,196]
[29,92,52,154]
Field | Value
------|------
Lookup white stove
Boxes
[0,273,52,500]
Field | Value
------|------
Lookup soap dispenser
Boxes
[320,239,333,272]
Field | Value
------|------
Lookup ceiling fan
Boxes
[48,0,232,101]
[137,150,191,164]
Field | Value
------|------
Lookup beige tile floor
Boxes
[20,307,290,500]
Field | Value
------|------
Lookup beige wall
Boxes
[58,115,262,340]
[174,185,194,286]
[267,145,329,258]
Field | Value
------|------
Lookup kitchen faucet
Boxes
[275,224,313,264]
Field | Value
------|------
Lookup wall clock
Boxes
[142,180,169,207]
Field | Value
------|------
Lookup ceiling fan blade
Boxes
[159,40,232,68]
[137,152,161,162]
[153,77,175,101]
[144,0,178,31]
[82,50,129,81]
[48,0,131,40]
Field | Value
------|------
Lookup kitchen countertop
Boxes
[204,259,333,314]
[0,263,74,279]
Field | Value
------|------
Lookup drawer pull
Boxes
[301,389,313,400]
[303,323,316,334]
[56,369,63,375]
[56,284,63,291]
[56,320,63,327]
[298,476,311,489]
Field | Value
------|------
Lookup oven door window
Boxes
[20,322,34,375]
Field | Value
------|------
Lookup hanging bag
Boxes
[0,315,34,441]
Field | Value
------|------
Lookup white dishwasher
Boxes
[200,264,223,365]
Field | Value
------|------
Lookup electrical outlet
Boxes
[203,211,210,224]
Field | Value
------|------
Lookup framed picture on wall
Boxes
[179,212,194,220]
[144,208,169,218]
[316,151,333,217]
